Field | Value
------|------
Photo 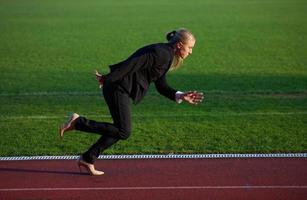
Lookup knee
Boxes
[119,129,131,140]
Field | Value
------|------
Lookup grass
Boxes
[0,0,306,156]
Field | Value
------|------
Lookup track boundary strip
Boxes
[0,185,307,192]
[0,153,306,161]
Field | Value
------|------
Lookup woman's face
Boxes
[176,39,196,59]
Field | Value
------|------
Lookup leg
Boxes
[74,83,131,139]
[59,114,120,138]
[103,83,131,140]
[74,117,119,136]
[82,135,120,164]
[81,83,131,164]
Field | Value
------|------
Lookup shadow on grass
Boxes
[164,73,307,92]
[1,72,306,95]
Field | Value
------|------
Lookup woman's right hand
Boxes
[95,70,106,88]
[180,91,204,105]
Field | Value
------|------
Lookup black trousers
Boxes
[74,82,131,164]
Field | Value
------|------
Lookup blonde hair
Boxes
[166,28,195,70]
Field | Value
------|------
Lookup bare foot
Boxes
[59,113,79,139]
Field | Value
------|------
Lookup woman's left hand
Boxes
[95,70,106,88]
[181,91,204,105]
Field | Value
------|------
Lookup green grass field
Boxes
[0,0,306,156]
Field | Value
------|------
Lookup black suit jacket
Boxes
[105,43,177,104]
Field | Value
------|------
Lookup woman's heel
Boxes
[77,157,104,176]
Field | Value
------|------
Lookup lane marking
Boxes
[1,186,307,192]
[0,153,306,161]
[1,90,306,97]
[1,111,307,120]
[0,91,100,97]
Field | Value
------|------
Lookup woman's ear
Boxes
[176,42,183,50]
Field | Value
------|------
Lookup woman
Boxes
[59,28,204,175]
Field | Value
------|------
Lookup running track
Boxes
[0,158,306,200]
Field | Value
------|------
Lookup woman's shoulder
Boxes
[133,43,174,59]
[150,42,173,50]
[151,43,174,58]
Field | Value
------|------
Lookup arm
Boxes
[154,75,204,104]
[155,75,177,101]
[106,57,144,83]
[95,51,151,87]
[106,48,154,83]
[154,75,177,101]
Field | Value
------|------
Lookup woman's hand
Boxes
[95,70,106,88]
[180,91,204,105]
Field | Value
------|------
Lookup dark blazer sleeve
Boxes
[106,52,150,83]
[154,75,177,101]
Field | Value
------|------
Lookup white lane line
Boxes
[1,90,306,97]
[1,186,307,192]
[1,111,306,120]
[0,91,100,97]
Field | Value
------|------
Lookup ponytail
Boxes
[166,30,177,42]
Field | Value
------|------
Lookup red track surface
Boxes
[0,158,306,200]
